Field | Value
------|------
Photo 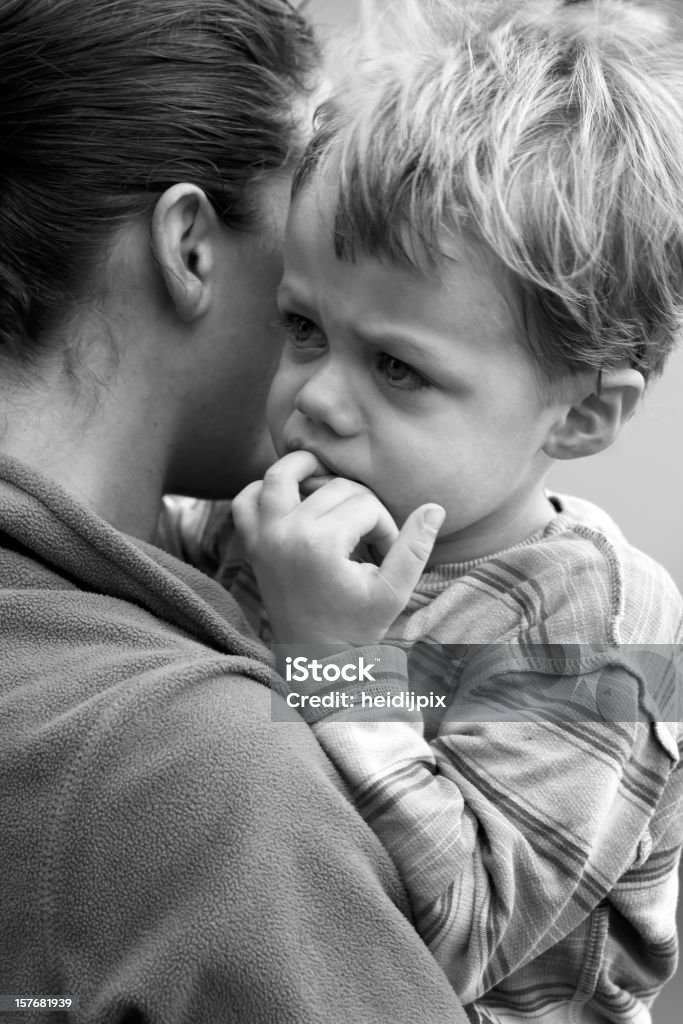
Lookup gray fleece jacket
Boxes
[0,454,467,1024]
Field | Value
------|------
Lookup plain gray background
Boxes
[305,1,683,1019]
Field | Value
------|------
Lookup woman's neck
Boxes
[0,371,170,542]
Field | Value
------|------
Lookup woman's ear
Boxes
[151,184,220,322]
[542,368,645,460]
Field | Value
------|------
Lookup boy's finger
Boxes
[293,475,377,518]
[299,474,336,497]
[378,504,445,602]
[259,450,327,524]
[317,492,399,553]
[231,480,264,551]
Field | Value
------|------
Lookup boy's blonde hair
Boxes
[294,0,683,380]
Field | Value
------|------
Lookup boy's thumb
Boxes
[378,503,445,603]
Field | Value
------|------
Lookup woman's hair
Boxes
[0,0,318,362]
[295,0,683,381]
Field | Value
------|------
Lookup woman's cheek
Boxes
[265,376,292,450]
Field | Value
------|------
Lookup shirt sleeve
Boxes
[307,643,682,1002]
[157,496,241,583]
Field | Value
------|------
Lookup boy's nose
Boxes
[293,364,362,437]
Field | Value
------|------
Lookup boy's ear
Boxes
[542,368,645,460]
[151,183,220,323]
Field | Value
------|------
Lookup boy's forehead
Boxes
[286,175,336,241]
[286,174,437,278]
[287,171,505,287]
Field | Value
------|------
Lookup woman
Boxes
[0,2,467,1021]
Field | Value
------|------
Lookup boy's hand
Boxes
[232,450,445,646]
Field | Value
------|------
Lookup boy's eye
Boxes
[377,353,427,390]
[280,312,325,349]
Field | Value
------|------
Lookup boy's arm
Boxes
[302,656,682,1003]
[157,496,236,577]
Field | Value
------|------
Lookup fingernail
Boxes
[422,505,446,531]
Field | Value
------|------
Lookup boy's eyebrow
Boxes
[352,323,444,362]
[276,286,431,352]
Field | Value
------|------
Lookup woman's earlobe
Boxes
[151,183,218,322]
[542,368,645,461]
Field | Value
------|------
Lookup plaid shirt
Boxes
[160,494,683,1023]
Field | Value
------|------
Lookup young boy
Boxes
[162,1,683,1020]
